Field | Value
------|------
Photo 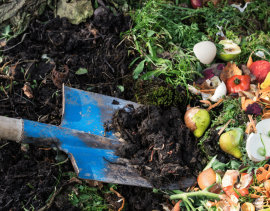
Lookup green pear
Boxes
[191,109,210,138]
[219,128,244,159]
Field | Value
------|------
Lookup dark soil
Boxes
[112,104,200,188]
[119,185,164,211]
[0,7,156,211]
[0,139,79,211]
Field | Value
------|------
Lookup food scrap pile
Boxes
[167,40,270,210]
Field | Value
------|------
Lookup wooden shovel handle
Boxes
[0,116,23,142]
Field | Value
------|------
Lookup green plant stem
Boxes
[170,185,220,211]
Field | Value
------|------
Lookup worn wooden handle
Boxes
[0,116,23,142]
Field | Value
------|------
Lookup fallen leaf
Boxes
[220,62,242,83]
[22,82,33,98]
[70,177,82,184]
[247,54,253,69]
[0,38,6,48]
[85,180,103,189]
[52,65,69,89]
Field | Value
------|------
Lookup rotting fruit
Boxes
[217,40,241,62]
[249,60,270,84]
[197,168,216,190]
[219,128,244,159]
[184,107,210,138]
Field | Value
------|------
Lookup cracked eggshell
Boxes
[210,81,227,102]
[246,133,270,162]
[193,41,217,64]
[256,119,270,135]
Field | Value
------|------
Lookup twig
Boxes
[0,33,30,52]
[218,119,235,136]
[14,93,36,105]
[0,143,9,148]
[0,74,13,80]
[52,157,69,166]
[104,59,115,73]
[0,61,12,73]
[37,187,62,211]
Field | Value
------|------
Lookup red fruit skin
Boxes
[191,0,202,9]
[223,186,249,198]
[249,60,270,84]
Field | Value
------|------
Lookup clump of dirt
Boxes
[112,104,200,188]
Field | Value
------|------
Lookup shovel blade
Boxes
[56,86,196,189]
[61,86,140,140]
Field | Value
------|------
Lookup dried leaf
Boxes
[0,38,6,47]
[22,82,33,98]
[248,115,257,133]
[247,54,253,69]
[52,65,69,89]
[85,180,103,189]
[70,177,82,184]
[220,62,242,83]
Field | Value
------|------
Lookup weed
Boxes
[0,25,13,40]
[67,182,117,211]
[31,80,37,89]
[52,90,61,98]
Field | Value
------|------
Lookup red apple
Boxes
[191,0,202,9]
[249,60,270,84]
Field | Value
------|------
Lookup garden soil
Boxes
[0,6,231,211]
[0,8,173,211]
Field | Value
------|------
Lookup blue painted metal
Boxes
[61,86,140,140]
[19,86,196,189]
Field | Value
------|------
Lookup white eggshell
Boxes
[256,119,270,135]
[246,133,270,162]
[193,41,217,64]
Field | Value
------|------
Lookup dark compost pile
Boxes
[0,8,147,211]
[112,104,200,188]
[0,8,135,123]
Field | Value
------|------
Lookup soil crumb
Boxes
[112,105,199,188]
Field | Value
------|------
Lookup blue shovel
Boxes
[0,85,195,189]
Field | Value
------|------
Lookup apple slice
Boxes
[217,40,241,62]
